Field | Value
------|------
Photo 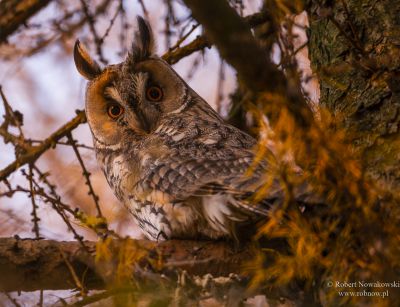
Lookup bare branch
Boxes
[0,110,86,181]
[162,11,271,65]
[183,0,283,93]
[182,0,314,128]
[0,0,53,43]
[67,133,103,218]
[28,165,41,239]
[163,34,210,64]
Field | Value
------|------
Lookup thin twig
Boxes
[185,51,203,80]
[0,110,86,181]
[70,287,135,307]
[38,193,91,253]
[294,41,308,56]
[79,0,107,64]
[163,35,211,65]
[0,86,31,155]
[215,58,225,114]
[59,247,87,297]
[33,166,59,199]
[118,0,128,56]
[28,165,41,239]
[39,290,43,307]
[30,139,93,150]
[20,0,112,59]
[164,0,173,49]
[100,0,122,43]
[67,133,103,218]
[162,11,269,64]
[137,0,149,19]
[27,173,91,253]
[27,167,119,239]
[0,86,24,136]
[169,23,199,51]
[4,293,21,307]
[52,140,93,150]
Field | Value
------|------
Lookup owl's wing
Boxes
[136,152,282,216]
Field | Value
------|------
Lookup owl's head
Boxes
[74,17,190,147]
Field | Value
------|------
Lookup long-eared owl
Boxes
[74,17,297,242]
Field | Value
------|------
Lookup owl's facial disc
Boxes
[83,68,145,148]
[127,59,188,125]
[74,16,192,146]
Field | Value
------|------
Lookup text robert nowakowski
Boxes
[335,281,400,288]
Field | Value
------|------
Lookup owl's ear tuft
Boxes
[74,40,102,80]
[130,16,155,62]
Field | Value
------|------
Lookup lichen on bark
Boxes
[307,0,400,186]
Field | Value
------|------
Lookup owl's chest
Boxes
[96,147,239,241]
[98,151,139,202]
[125,196,224,240]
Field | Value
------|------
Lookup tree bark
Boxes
[0,237,255,292]
[307,0,400,186]
[0,0,53,43]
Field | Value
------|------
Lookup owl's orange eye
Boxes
[146,86,163,102]
[107,104,124,119]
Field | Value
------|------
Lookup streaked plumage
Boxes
[73,17,299,241]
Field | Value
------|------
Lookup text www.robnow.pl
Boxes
[338,290,389,298]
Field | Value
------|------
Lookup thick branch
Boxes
[0,238,255,292]
[162,11,271,64]
[0,0,53,43]
[182,0,282,93]
[182,0,314,128]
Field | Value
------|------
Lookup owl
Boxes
[73,17,300,242]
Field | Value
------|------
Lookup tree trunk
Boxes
[307,0,400,186]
